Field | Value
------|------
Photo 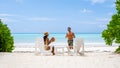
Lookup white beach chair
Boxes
[67,38,84,56]
[35,37,52,55]
[74,38,84,56]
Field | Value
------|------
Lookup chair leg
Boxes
[62,48,64,55]
[67,47,70,55]
[82,44,84,56]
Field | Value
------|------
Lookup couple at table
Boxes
[43,27,75,55]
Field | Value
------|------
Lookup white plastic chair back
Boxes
[35,37,52,55]
[35,38,43,53]
[75,38,84,55]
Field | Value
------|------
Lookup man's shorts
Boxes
[68,40,73,46]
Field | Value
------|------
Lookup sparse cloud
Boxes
[106,3,115,8]
[80,8,93,13]
[0,17,18,22]
[99,24,107,28]
[0,13,26,17]
[108,12,114,16]
[96,18,110,22]
[15,0,23,3]
[110,4,115,8]
[28,17,56,21]
[0,13,14,17]
[91,0,107,5]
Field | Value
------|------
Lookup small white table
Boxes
[54,45,67,55]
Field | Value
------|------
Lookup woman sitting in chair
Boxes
[43,32,55,55]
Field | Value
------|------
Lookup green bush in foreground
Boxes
[102,0,120,53]
[0,19,14,52]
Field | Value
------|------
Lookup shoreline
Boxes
[14,42,119,46]
[12,45,118,53]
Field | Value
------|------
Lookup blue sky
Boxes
[0,0,116,33]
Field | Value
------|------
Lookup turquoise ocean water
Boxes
[12,33,106,46]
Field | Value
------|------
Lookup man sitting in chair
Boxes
[43,32,55,55]
[66,27,75,49]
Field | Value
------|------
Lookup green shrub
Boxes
[102,0,120,53]
[0,19,14,52]
[115,46,120,53]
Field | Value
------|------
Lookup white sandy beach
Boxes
[0,46,120,68]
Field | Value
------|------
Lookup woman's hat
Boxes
[44,32,49,36]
